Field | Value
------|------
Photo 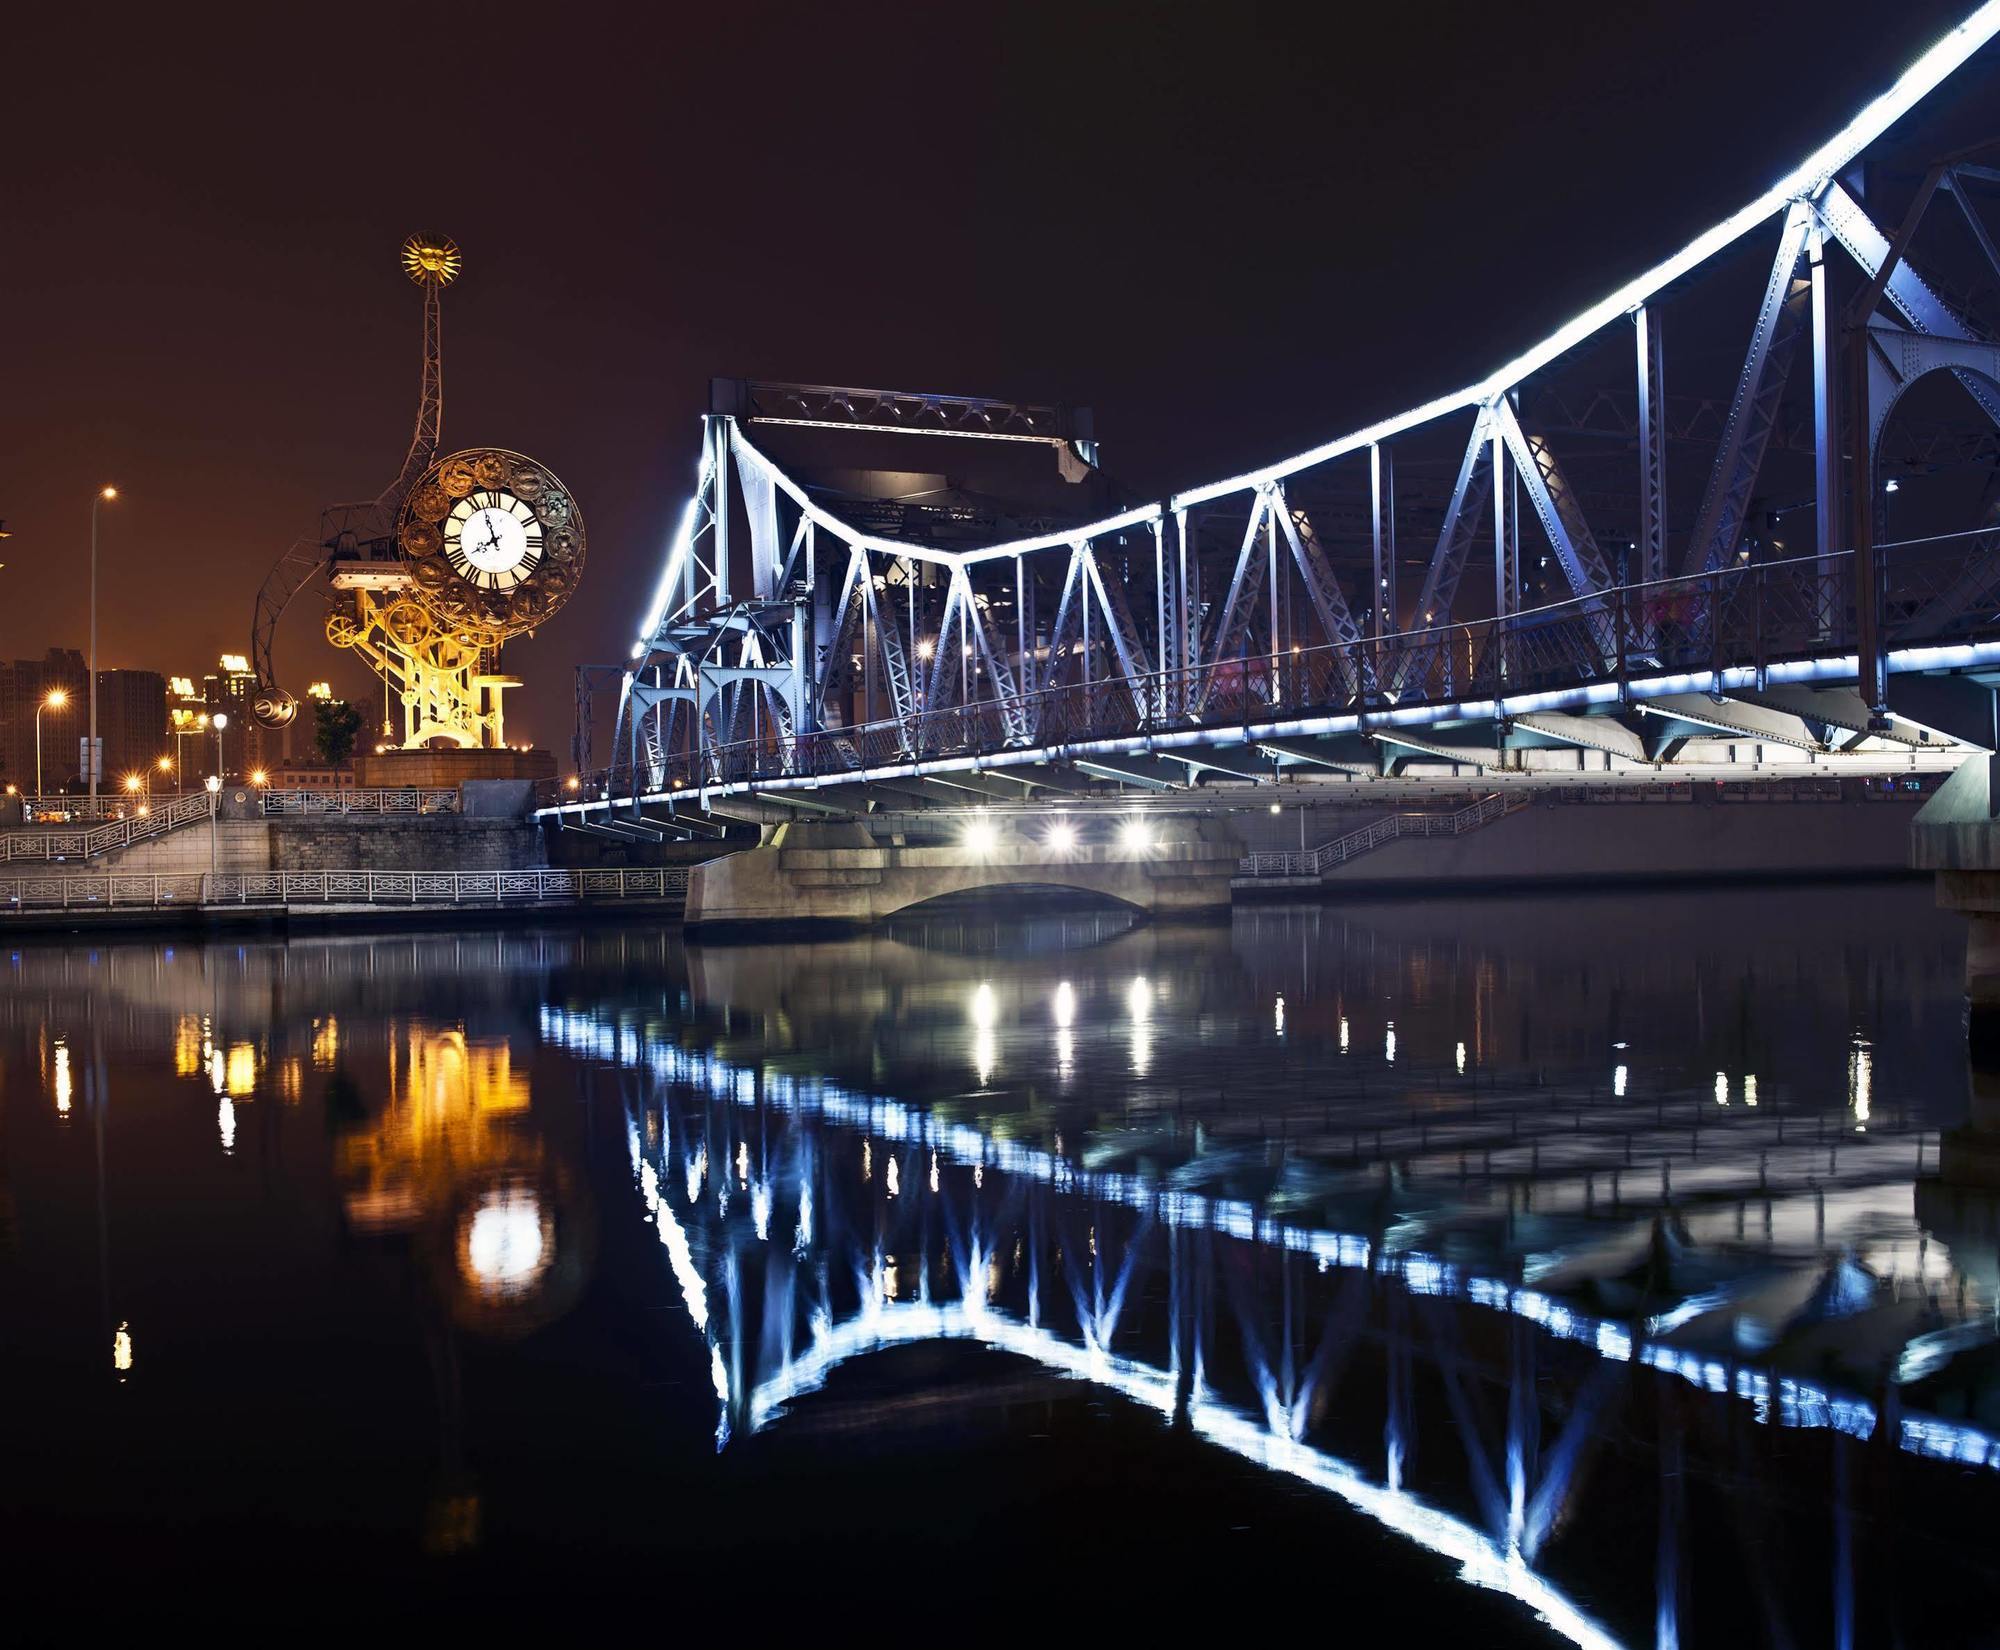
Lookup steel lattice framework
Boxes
[585,9,2000,819]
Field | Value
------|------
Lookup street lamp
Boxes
[88,485,117,805]
[35,689,70,799]
[157,755,175,797]
[205,773,221,884]
[211,712,228,785]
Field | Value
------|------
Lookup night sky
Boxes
[3,0,1988,752]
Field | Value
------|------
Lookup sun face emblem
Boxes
[401,235,463,287]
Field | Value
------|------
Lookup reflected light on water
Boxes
[1715,1071,1730,1106]
[1274,994,1286,1037]
[225,1043,256,1098]
[112,1321,132,1379]
[972,982,997,1084]
[886,1157,900,1198]
[1745,1074,1759,1106]
[1052,981,1076,1027]
[1385,1022,1396,1064]
[1455,1040,1466,1075]
[218,1096,236,1154]
[1851,1035,1873,1131]
[1339,1015,1349,1053]
[464,1186,548,1298]
[1613,1064,1628,1098]
[1128,977,1153,1075]
[52,1037,71,1118]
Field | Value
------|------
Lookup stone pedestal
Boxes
[355,746,556,789]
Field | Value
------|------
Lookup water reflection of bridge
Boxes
[539,971,2000,1649]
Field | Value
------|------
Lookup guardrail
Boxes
[1239,791,1525,879]
[3,788,468,863]
[0,866,688,913]
[258,789,458,815]
[1,791,214,862]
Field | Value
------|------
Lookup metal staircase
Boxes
[2,791,215,863]
[1238,790,1529,879]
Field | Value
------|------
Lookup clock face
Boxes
[444,491,543,589]
[397,448,586,640]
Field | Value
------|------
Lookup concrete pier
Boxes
[1913,757,2000,1065]
[682,817,1242,928]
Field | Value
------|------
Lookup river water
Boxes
[3,884,1996,1643]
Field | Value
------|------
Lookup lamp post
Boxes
[205,774,221,887]
[211,712,228,786]
[157,755,175,797]
[35,689,70,799]
[88,485,117,805]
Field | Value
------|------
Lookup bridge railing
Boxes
[585,535,1995,802]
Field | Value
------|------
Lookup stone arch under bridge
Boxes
[682,818,1242,928]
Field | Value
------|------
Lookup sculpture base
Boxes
[355,746,556,790]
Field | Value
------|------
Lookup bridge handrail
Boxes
[573,530,1999,808]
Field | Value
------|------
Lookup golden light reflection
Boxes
[173,1015,202,1078]
[311,1016,339,1071]
[225,1043,257,1098]
[338,1024,585,1338]
[112,1321,133,1378]
[53,1037,72,1118]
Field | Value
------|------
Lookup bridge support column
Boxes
[1915,758,2000,1185]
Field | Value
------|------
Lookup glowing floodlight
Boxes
[1047,818,1076,853]
[1119,818,1152,854]
[964,817,998,856]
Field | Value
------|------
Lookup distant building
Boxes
[0,648,88,793]
[201,653,277,781]
[95,669,168,791]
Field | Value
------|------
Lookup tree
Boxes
[312,698,364,792]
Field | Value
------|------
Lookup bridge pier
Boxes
[1913,755,2000,1063]
[683,816,1242,929]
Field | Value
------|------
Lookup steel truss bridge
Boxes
[550,9,2000,830]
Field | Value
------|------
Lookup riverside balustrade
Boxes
[0,866,688,913]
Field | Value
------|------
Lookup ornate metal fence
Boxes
[0,866,688,912]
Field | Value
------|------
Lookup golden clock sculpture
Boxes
[325,445,584,750]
